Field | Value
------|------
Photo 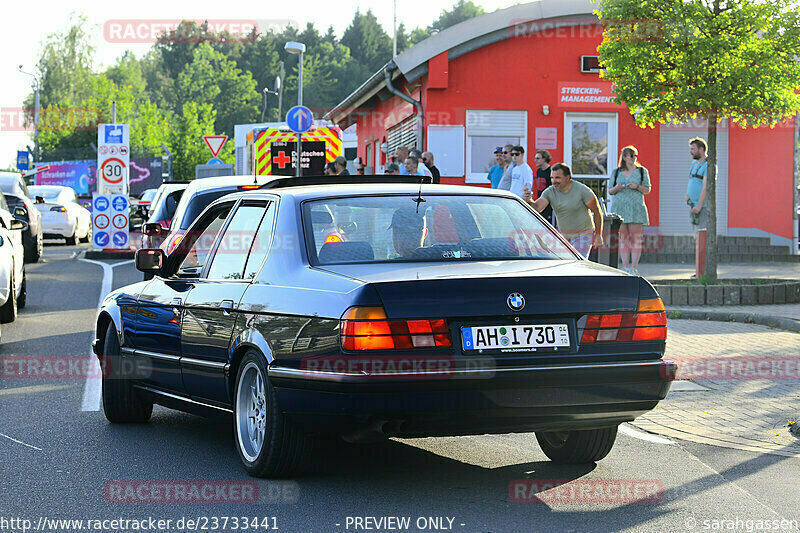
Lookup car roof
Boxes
[183,175,271,193]
[217,182,518,203]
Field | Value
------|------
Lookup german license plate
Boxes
[461,324,570,351]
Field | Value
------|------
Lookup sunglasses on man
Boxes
[511,152,521,156]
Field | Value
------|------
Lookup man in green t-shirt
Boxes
[524,163,603,258]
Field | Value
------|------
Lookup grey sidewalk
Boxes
[635,262,800,330]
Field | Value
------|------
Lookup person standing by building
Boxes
[409,149,433,178]
[608,145,651,274]
[334,156,350,175]
[525,163,604,258]
[403,156,425,176]
[533,150,553,223]
[497,144,517,191]
[507,146,533,199]
[687,137,708,230]
[422,152,440,183]
[486,147,505,189]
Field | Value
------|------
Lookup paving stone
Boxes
[774,284,786,305]
[672,286,688,305]
[706,285,723,306]
[723,286,741,305]
[688,285,705,306]
[758,285,774,304]
[741,285,758,305]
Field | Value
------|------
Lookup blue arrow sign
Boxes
[286,105,314,133]
[94,232,110,248]
[113,231,129,248]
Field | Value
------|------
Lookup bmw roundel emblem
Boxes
[507,293,525,311]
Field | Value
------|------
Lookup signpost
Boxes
[95,123,130,251]
[16,151,29,171]
[97,124,130,196]
[286,105,313,178]
[270,140,326,176]
[203,135,228,158]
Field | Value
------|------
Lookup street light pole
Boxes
[18,66,40,164]
[285,42,306,178]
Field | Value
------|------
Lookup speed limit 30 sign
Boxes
[100,157,126,185]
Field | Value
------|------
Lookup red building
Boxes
[326,1,799,259]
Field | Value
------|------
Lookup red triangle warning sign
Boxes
[203,135,228,157]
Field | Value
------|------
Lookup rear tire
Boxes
[536,426,618,464]
[0,271,18,323]
[101,325,153,423]
[234,350,311,477]
[24,231,42,263]
[17,268,26,309]
[80,225,91,243]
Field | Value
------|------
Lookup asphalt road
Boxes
[0,243,798,533]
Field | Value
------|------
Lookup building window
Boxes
[387,116,418,155]
[563,113,618,198]
[465,110,527,183]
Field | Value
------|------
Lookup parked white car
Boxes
[0,194,28,324]
[29,186,92,245]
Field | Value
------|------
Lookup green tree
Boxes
[174,43,259,136]
[170,102,217,179]
[596,0,800,282]
[341,10,393,73]
[430,0,485,32]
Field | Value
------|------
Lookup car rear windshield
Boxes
[28,187,61,201]
[303,194,576,265]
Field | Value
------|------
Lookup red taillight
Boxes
[580,298,667,343]
[340,307,452,351]
[238,185,261,190]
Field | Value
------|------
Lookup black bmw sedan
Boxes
[93,177,675,478]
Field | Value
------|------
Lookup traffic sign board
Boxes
[113,214,128,229]
[112,196,128,211]
[113,232,129,248]
[203,135,228,157]
[94,232,110,248]
[16,151,29,171]
[94,196,109,212]
[100,158,126,185]
[94,214,110,230]
[286,106,314,133]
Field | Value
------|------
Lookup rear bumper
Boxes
[268,359,676,436]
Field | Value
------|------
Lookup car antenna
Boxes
[413,177,425,213]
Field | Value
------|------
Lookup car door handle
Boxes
[220,300,235,313]
[171,298,182,306]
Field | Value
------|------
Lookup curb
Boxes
[667,308,800,334]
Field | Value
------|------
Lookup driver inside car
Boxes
[388,207,426,259]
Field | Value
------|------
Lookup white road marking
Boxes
[111,260,134,268]
[77,255,114,412]
[0,432,42,451]
[619,423,676,445]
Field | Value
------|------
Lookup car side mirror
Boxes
[135,248,165,273]
[35,196,45,204]
[142,223,164,236]
[10,220,28,232]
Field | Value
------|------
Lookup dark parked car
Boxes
[93,177,675,478]
[0,173,43,263]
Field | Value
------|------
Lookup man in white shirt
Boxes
[507,145,533,198]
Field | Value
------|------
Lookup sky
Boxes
[0,0,520,169]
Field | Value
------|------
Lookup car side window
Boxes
[176,204,234,276]
[243,203,276,280]
[206,203,268,280]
